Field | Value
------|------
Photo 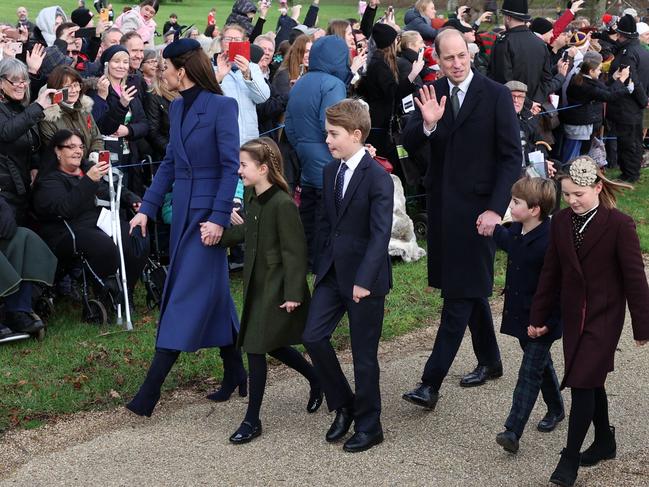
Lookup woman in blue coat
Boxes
[127,39,246,417]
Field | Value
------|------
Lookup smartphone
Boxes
[418,47,425,59]
[75,27,96,38]
[3,28,20,40]
[103,62,109,77]
[7,42,23,55]
[562,51,569,62]
[228,41,250,62]
[298,64,305,77]
[51,91,64,104]
[99,8,109,23]
[98,150,111,164]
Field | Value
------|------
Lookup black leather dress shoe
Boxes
[343,431,384,453]
[402,384,439,410]
[459,363,503,387]
[326,407,354,442]
[537,411,566,432]
[306,386,323,413]
[229,421,262,444]
[496,430,520,454]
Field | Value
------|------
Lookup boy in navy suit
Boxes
[489,177,564,454]
[303,99,394,453]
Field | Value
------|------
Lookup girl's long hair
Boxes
[240,137,289,193]
[559,156,633,209]
[279,35,310,81]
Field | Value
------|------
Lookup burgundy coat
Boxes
[530,207,649,389]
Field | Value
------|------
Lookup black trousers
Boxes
[54,221,146,291]
[610,120,643,181]
[298,186,322,272]
[303,269,384,434]
[421,297,501,391]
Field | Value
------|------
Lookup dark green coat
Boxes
[221,185,310,354]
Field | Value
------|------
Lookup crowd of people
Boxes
[1,0,649,485]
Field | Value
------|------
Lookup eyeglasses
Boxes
[2,77,28,87]
[59,144,85,150]
[67,50,80,56]
[222,36,243,42]
[62,82,81,90]
[511,94,526,101]
[143,59,159,64]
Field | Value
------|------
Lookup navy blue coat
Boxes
[314,152,394,298]
[138,90,241,352]
[401,71,522,299]
[493,220,561,342]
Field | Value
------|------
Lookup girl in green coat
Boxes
[220,137,322,445]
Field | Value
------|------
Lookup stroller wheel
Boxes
[413,213,428,241]
[84,299,108,325]
[146,293,158,310]
[34,296,55,321]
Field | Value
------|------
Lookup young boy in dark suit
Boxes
[489,177,564,454]
[303,99,394,453]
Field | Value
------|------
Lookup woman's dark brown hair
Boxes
[279,34,311,81]
[169,49,223,95]
[572,59,600,86]
[47,65,85,95]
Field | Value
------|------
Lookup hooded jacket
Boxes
[284,36,350,189]
[35,6,67,47]
[39,95,104,158]
[402,8,438,42]
[225,0,256,36]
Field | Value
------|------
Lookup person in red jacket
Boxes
[529,156,649,487]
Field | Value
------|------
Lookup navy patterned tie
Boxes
[335,162,348,214]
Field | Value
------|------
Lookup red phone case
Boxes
[52,91,64,104]
[98,151,111,164]
[228,41,250,62]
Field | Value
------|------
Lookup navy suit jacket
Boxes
[314,151,394,298]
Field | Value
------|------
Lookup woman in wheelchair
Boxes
[31,129,148,302]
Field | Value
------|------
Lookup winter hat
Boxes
[100,45,129,66]
[636,22,649,36]
[617,14,638,38]
[505,80,527,93]
[372,23,398,49]
[71,8,93,28]
[622,8,638,18]
[530,17,553,35]
[162,38,202,58]
[500,0,531,22]
[569,31,587,46]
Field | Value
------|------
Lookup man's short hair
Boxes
[120,30,143,45]
[434,27,469,57]
[253,34,275,50]
[325,98,371,143]
[101,27,122,44]
[511,176,557,220]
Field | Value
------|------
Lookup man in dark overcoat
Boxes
[401,29,521,410]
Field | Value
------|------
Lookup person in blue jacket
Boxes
[127,39,246,417]
[402,0,439,43]
[284,35,350,269]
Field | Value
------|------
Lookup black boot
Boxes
[549,449,581,487]
[206,345,247,402]
[580,426,616,466]
[126,349,179,417]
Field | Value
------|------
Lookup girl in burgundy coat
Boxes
[529,156,649,487]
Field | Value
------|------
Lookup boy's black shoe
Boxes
[549,448,580,486]
[580,426,616,466]
[538,410,565,432]
[326,407,354,442]
[496,430,520,454]
[460,362,503,387]
[343,430,384,453]
[5,312,44,334]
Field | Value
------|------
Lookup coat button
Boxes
[335,232,340,237]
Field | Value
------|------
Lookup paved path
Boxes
[1,313,648,486]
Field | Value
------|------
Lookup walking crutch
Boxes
[106,162,133,331]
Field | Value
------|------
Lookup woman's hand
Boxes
[26,44,46,75]
[216,52,231,83]
[35,88,57,109]
[408,49,425,82]
[130,212,148,237]
[234,55,251,79]
[97,75,110,100]
[87,160,110,182]
[279,301,301,313]
[113,124,129,138]
[350,49,367,75]
[614,66,630,83]
[200,221,224,246]
[119,85,137,108]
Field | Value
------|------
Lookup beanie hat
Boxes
[530,17,553,35]
[71,8,93,28]
[569,31,587,46]
[617,14,638,38]
[637,22,649,36]
[372,23,398,49]
[100,45,129,66]
[500,0,531,22]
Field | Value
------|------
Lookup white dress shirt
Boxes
[423,70,475,135]
[335,147,366,197]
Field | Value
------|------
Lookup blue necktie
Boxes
[335,162,348,214]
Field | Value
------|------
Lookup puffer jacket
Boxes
[284,36,350,189]
[0,99,44,221]
[402,8,437,42]
[39,95,104,158]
